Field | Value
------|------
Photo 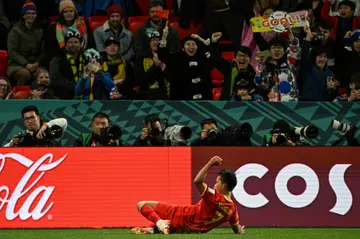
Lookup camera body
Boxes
[221,123,253,146]
[206,128,218,140]
[16,125,63,146]
[99,124,122,146]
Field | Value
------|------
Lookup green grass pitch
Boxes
[0,228,359,239]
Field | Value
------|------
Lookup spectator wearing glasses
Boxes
[7,0,44,86]
[0,77,12,99]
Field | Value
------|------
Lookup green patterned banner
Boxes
[0,100,359,146]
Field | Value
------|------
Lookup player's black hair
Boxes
[92,112,110,122]
[201,118,218,129]
[21,105,40,118]
[218,169,237,192]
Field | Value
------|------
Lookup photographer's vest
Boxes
[263,134,272,146]
[81,133,93,146]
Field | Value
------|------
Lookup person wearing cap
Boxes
[254,24,300,102]
[49,27,85,99]
[299,25,338,101]
[74,48,115,100]
[134,0,180,69]
[263,119,296,146]
[44,0,88,64]
[7,0,44,86]
[94,5,134,62]
[230,79,263,102]
[102,37,133,99]
[136,28,169,100]
[26,67,56,99]
[335,29,360,87]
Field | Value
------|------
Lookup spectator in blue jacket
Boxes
[75,48,115,100]
[300,26,339,101]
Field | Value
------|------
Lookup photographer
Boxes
[330,119,359,146]
[3,105,67,147]
[264,120,319,146]
[264,120,298,146]
[73,112,123,146]
[133,114,165,146]
[191,118,222,146]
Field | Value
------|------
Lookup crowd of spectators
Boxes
[0,0,359,102]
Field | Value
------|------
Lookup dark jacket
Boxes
[134,19,180,67]
[157,42,215,100]
[7,21,44,76]
[49,52,82,99]
[300,40,337,101]
[335,46,360,87]
[296,0,324,23]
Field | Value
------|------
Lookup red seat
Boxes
[169,22,199,40]
[13,90,30,99]
[129,21,146,37]
[0,50,8,77]
[13,86,30,93]
[212,87,222,101]
[128,16,148,25]
[222,51,234,61]
[210,68,223,87]
[88,16,108,32]
[219,40,232,45]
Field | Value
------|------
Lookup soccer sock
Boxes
[140,205,161,224]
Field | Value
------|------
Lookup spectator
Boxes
[335,72,360,101]
[49,27,84,99]
[26,68,57,99]
[300,26,338,101]
[254,0,280,14]
[329,0,359,16]
[0,0,10,50]
[101,37,134,99]
[134,0,180,68]
[336,29,360,87]
[7,0,44,86]
[157,31,220,100]
[45,0,88,63]
[0,77,11,99]
[218,46,257,100]
[75,48,115,100]
[136,29,169,100]
[321,0,360,43]
[230,79,264,102]
[254,24,301,102]
[94,5,134,62]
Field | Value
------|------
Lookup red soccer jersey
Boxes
[166,184,239,233]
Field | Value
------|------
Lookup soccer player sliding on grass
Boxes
[132,155,245,234]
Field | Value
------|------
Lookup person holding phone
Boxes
[74,48,115,100]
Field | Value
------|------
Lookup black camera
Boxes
[206,128,218,140]
[99,124,122,146]
[16,125,64,146]
[222,123,253,146]
[146,114,161,137]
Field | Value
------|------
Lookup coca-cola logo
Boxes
[0,153,67,221]
[232,163,353,216]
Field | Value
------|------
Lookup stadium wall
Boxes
[0,147,359,228]
[1,100,360,146]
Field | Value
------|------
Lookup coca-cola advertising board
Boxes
[192,147,360,227]
[0,147,191,228]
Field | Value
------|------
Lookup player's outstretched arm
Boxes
[193,156,223,194]
[231,223,245,234]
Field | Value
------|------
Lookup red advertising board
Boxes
[0,147,191,228]
[192,147,360,227]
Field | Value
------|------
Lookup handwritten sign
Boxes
[251,11,308,33]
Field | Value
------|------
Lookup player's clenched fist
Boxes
[209,155,223,166]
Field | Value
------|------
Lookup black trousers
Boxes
[198,10,244,49]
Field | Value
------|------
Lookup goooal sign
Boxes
[0,148,192,228]
[191,147,360,227]
[0,147,359,228]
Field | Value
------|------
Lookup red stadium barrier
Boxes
[1,147,359,228]
[0,148,191,228]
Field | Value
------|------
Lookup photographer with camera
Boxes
[264,120,319,146]
[330,119,359,146]
[191,118,222,146]
[133,114,165,146]
[3,105,67,147]
[73,112,123,146]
